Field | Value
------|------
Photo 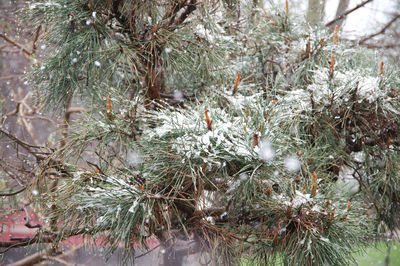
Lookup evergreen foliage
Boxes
[17,0,400,265]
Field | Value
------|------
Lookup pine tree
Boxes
[8,0,400,265]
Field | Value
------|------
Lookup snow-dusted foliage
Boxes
[23,1,400,265]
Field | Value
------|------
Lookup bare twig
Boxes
[325,0,374,27]
[0,127,48,151]
[359,14,400,44]
[0,228,88,250]
[0,74,24,81]
[32,25,42,54]
[7,249,48,266]
[134,243,161,259]
[0,186,26,196]
[42,255,76,266]
[0,33,32,56]
[360,43,400,49]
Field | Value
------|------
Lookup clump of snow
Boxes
[239,173,249,181]
[126,150,142,167]
[94,61,101,67]
[205,216,215,225]
[32,190,39,196]
[284,155,301,172]
[338,165,360,194]
[173,90,184,103]
[358,77,379,103]
[128,199,139,213]
[320,236,330,243]
[258,139,275,161]
[290,190,312,208]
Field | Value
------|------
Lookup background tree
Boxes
[1,1,400,266]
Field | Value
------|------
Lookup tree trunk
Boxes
[159,247,185,266]
[331,0,350,30]
[306,0,325,25]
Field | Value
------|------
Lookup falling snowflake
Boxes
[284,156,301,172]
[126,150,142,167]
[173,90,184,103]
[258,139,275,161]
[239,173,249,181]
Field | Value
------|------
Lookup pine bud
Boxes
[333,25,339,44]
[205,108,212,131]
[232,73,241,95]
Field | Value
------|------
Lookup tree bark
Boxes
[331,0,350,30]
[306,0,325,25]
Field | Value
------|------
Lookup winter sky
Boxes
[267,0,397,38]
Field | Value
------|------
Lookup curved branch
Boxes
[359,14,400,44]
[325,0,373,27]
[0,186,26,196]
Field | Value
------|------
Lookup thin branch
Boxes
[0,33,32,56]
[360,43,400,49]
[0,74,24,81]
[32,25,42,54]
[7,249,47,266]
[0,228,88,250]
[0,186,26,196]
[325,0,373,27]
[134,243,161,259]
[175,0,198,27]
[0,127,47,152]
[42,256,76,266]
[359,14,400,44]
[40,244,83,266]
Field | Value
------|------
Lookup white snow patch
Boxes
[173,90,184,103]
[128,199,139,213]
[284,156,302,172]
[320,237,330,243]
[126,150,142,167]
[239,173,249,181]
[291,190,312,208]
[258,139,275,161]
